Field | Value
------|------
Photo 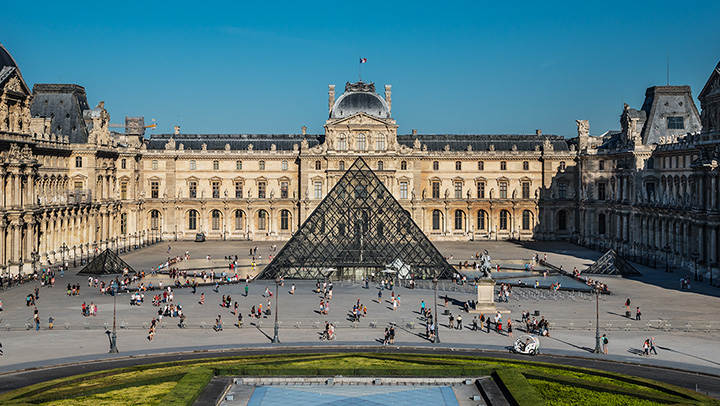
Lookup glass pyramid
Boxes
[257,157,456,280]
[77,249,136,275]
[584,249,641,276]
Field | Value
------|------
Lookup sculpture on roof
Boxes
[413,138,421,149]
[345,81,375,93]
[576,119,589,137]
[201,143,207,151]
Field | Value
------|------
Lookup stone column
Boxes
[713,175,718,211]
[0,221,6,272]
[710,226,717,265]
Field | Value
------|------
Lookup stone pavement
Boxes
[0,240,719,396]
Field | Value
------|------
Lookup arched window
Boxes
[523,161,529,171]
[280,210,290,230]
[259,161,265,170]
[338,135,347,151]
[75,156,82,168]
[376,134,386,151]
[236,160,242,170]
[188,210,198,230]
[598,213,606,235]
[478,161,484,170]
[400,161,407,170]
[234,210,245,230]
[477,210,488,230]
[258,210,268,230]
[522,210,533,230]
[500,161,507,171]
[558,210,568,231]
[499,210,510,230]
[454,210,465,230]
[339,161,345,170]
[189,160,196,170]
[559,161,566,171]
[356,133,366,151]
[432,210,442,230]
[433,161,439,170]
[315,160,321,170]
[150,210,161,230]
[455,161,462,171]
[211,210,222,230]
[377,161,384,170]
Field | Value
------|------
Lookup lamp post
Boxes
[652,246,657,268]
[593,287,602,353]
[61,242,67,267]
[72,245,77,268]
[691,250,700,281]
[272,277,281,343]
[662,245,671,273]
[107,280,119,353]
[432,277,440,344]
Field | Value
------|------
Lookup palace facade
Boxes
[1,42,720,277]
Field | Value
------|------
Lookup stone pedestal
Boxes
[470,279,510,315]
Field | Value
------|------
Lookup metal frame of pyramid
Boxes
[257,157,456,280]
[78,249,136,275]
[584,249,641,276]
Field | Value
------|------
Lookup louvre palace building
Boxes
[1,42,720,276]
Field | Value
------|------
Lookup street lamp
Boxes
[432,277,440,343]
[652,246,658,268]
[107,280,119,353]
[61,242,67,267]
[272,277,281,343]
[662,245,671,272]
[73,245,77,268]
[691,250,700,281]
[593,287,602,353]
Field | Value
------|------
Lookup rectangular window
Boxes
[74,181,83,190]
[454,181,463,199]
[235,182,243,198]
[599,160,605,170]
[121,183,127,199]
[477,182,485,198]
[499,181,507,199]
[598,182,606,201]
[523,161,529,171]
[281,181,288,198]
[151,181,159,199]
[189,181,197,198]
[500,161,507,171]
[152,160,158,170]
[259,161,265,170]
[377,161,384,170]
[121,159,126,169]
[282,161,288,171]
[75,156,82,168]
[120,214,127,234]
[400,181,408,199]
[522,181,530,199]
[190,160,196,170]
[258,182,266,199]
[339,161,345,170]
[667,116,684,130]
[314,181,322,199]
[558,182,567,199]
[212,181,220,198]
[646,182,656,201]
[478,161,484,170]
[213,160,219,170]
[236,161,242,170]
[432,181,440,199]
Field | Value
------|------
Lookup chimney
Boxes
[412,129,417,136]
[384,85,392,114]
[174,125,180,135]
[328,85,336,114]
[301,126,307,136]
[535,129,542,135]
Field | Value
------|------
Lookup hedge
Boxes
[493,368,546,406]
[158,367,214,406]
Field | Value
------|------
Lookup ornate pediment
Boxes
[328,112,395,127]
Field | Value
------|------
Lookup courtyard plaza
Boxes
[0,241,719,395]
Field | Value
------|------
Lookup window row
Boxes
[335,134,387,151]
[184,160,289,171]
[430,209,536,231]
[431,161,546,171]
[186,209,293,231]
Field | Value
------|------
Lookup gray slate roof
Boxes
[146,134,321,151]
[30,84,90,144]
[398,134,569,151]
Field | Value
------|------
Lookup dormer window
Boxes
[667,116,684,130]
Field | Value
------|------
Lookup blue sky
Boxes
[3,1,719,137]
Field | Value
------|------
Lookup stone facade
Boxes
[2,42,720,277]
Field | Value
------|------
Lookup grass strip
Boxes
[527,379,666,406]
[493,368,546,406]
[158,367,214,406]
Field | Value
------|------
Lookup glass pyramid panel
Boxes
[584,249,641,276]
[77,249,136,275]
[257,157,456,280]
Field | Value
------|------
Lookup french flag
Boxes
[360,57,367,64]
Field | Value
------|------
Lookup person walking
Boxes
[650,337,658,355]
[602,334,609,354]
[244,285,249,297]
[507,320,513,338]
[636,307,642,321]
[456,314,463,330]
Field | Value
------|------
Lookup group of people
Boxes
[81,301,97,317]
[521,312,550,337]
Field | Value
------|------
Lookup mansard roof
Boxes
[30,84,91,143]
[0,43,18,69]
[146,133,321,151]
[397,134,569,151]
[330,81,391,120]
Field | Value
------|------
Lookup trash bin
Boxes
[625,311,631,318]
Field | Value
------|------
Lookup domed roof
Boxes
[330,81,391,119]
[0,43,19,69]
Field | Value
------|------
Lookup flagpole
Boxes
[359,54,362,82]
